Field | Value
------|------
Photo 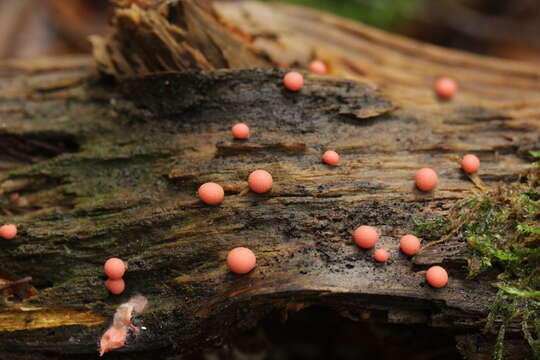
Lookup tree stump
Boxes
[0,1,538,359]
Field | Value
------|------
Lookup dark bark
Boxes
[0,1,539,359]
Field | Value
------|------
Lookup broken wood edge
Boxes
[0,307,106,332]
[90,0,272,77]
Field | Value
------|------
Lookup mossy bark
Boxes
[0,1,539,359]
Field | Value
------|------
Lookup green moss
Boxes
[414,165,540,357]
[412,216,449,239]
[530,151,540,159]
[522,305,540,355]
[485,289,540,358]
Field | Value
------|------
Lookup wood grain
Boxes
[0,1,537,358]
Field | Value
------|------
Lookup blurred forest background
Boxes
[1,0,540,62]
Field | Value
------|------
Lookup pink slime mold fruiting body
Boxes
[99,296,148,356]
[99,326,127,356]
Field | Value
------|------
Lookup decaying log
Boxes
[0,1,539,359]
[90,0,272,76]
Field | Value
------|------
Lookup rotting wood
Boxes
[90,0,272,77]
[0,0,538,358]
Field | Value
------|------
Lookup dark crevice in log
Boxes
[215,142,308,157]
[0,132,79,163]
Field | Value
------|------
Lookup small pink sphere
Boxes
[105,278,125,295]
[232,123,250,140]
[104,258,126,280]
[322,150,339,166]
[353,225,379,249]
[415,168,438,192]
[198,182,225,205]
[400,234,421,256]
[0,224,17,239]
[373,249,389,263]
[248,170,273,194]
[227,247,256,274]
[9,193,19,203]
[283,71,304,91]
[426,266,448,288]
[309,60,327,75]
[435,77,458,100]
[461,154,480,174]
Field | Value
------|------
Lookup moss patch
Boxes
[415,163,540,357]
